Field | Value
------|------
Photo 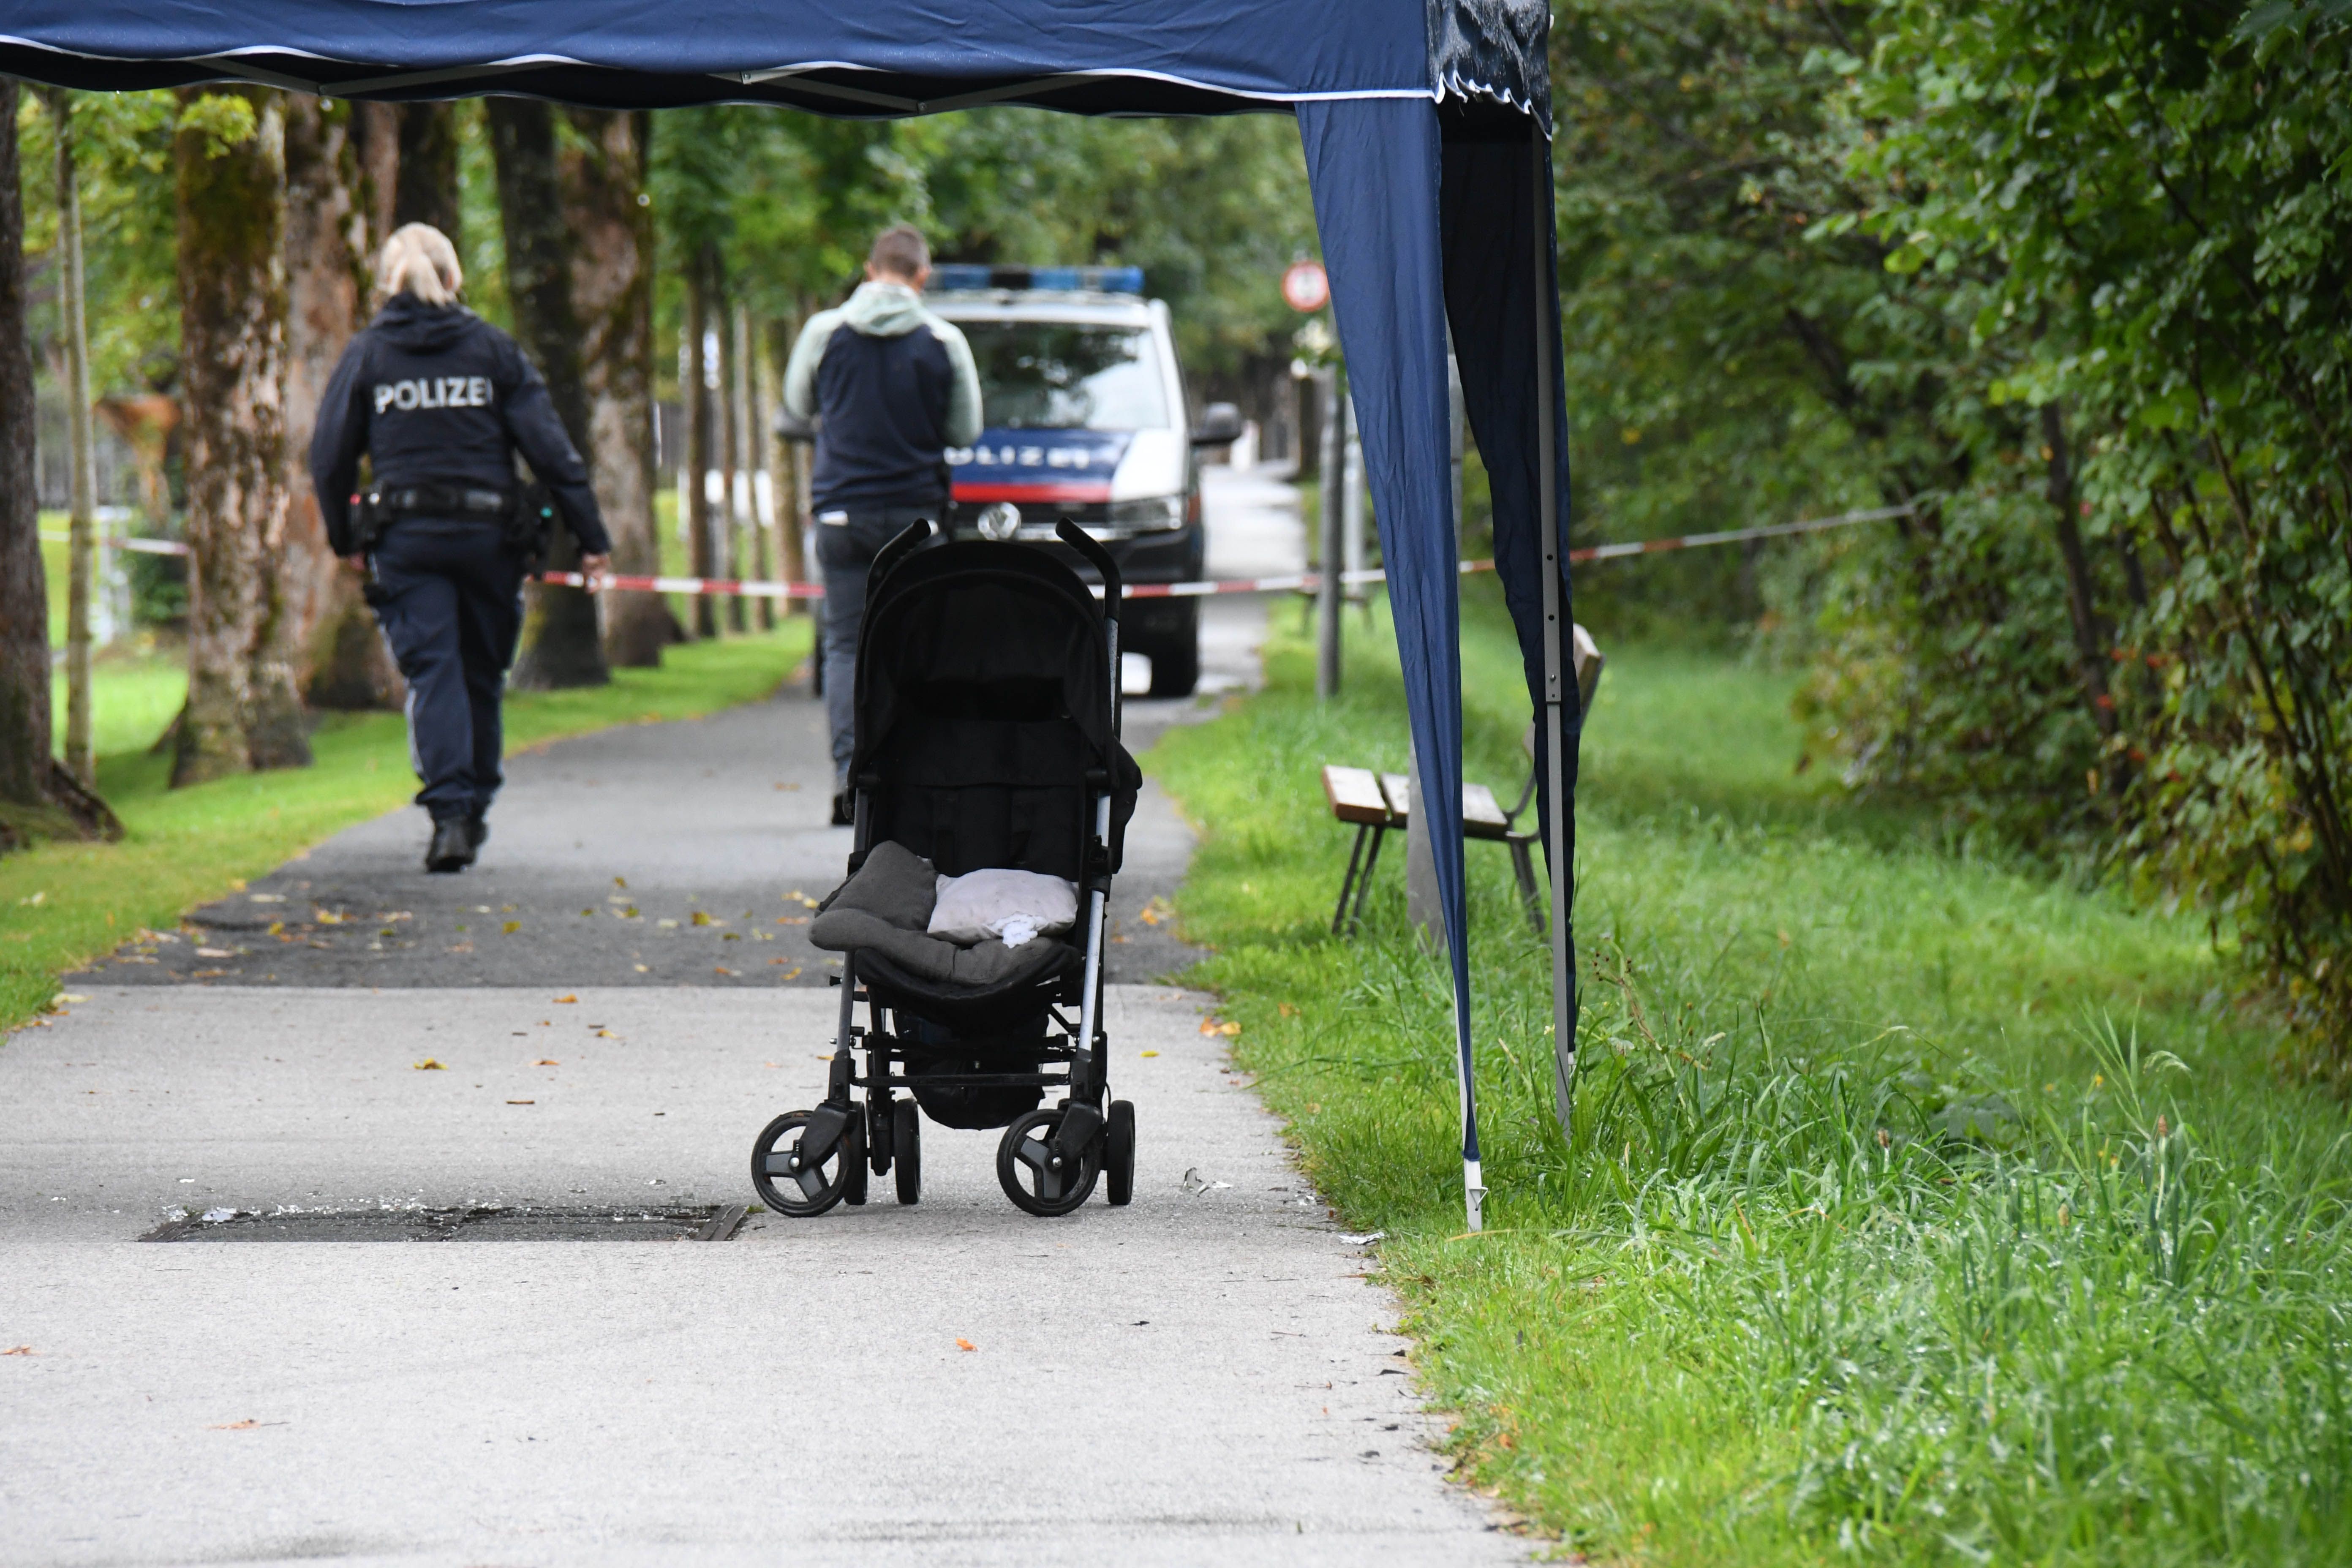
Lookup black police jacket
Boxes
[308,294,611,557]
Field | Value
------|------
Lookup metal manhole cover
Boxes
[142,1203,746,1243]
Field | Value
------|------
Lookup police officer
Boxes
[782,224,982,825]
[310,223,611,873]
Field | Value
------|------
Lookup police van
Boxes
[925,264,1240,697]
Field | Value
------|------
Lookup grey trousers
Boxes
[816,508,936,787]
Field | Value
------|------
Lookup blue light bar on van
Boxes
[926,264,1144,294]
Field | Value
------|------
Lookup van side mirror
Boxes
[1190,403,1243,447]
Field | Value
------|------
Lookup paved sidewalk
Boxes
[1,986,1518,1566]
[1,464,1523,1564]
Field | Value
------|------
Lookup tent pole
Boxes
[1533,120,1575,1138]
[1315,364,1344,698]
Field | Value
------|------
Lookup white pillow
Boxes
[928,868,1079,948]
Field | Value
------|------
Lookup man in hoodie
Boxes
[783,224,983,825]
[311,223,611,873]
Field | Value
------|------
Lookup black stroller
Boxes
[751,520,1143,1218]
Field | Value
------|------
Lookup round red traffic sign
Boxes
[1281,259,1330,313]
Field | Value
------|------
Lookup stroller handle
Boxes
[1055,518,1122,621]
[864,517,938,607]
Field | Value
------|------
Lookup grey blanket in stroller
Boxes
[809,840,1074,991]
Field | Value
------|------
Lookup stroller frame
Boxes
[752,519,1137,1219]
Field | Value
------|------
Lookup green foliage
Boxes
[1152,586,2352,1564]
[647,106,1315,392]
[14,90,182,399]
[1560,0,2352,1056]
[1843,0,2352,1052]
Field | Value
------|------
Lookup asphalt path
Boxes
[1,465,1524,1565]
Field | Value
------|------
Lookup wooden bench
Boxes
[1320,623,1604,939]
[1320,765,1545,936]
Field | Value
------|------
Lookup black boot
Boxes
[465,813,489,852]
[426,817,476,873]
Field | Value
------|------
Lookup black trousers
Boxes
[368,517,524,823]
[816,506,936,786]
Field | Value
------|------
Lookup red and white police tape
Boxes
[534,503,1909,600]
[42,502,1905,599]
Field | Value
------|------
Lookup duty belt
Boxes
[370,483,512,519]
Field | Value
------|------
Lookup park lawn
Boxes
[1,619,811,1034]
[1150,582,2352,1566]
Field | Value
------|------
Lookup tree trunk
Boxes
[561,108,665,669]
[45,89,96,789]
[172,87,310,788]
[687,250,719,639]
[392,103,462,242]
[487,98,609,691]
[284,93,404,713]
[349,102,399,243]
[739,300,776,631]
[766,313,808,595]
[0,79,52,812]
[2041,402,2117,742]
[719,279,745,633]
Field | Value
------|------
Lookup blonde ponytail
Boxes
[375,222,462,307]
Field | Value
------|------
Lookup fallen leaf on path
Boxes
[205,1419,281,1430]
[713,967,739,977]
[248,893,283,904]
[506,1100,535,1106]
[596,1029,621,1039]
[1199,1018,1219,1036]
[413,1059,446,1071]
[196,948,234,959]
[613,877,628,889]
[632,964,649,973]
[2,1345,30,1355]
[658,918,679,928]
[502,921,522,934]
[533,1058,560,1066]
[1140,1050,1160,1058]
[956,1339,977,1353]
[553,994,578,1004]
[774,915,807,926]
[52,993,88,1006]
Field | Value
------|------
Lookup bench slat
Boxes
[1462,782,1511,839]
[1321,764,1393,826]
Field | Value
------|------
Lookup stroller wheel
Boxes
[1104,1100,1136,1206]
[843,1116,869,1206]
[893,1101,922,1205]
[751,1110,854,1217]
[996,1105,1101,1217]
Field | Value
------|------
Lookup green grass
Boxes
[1150,582,2352,1565]
[2,621,810,1033]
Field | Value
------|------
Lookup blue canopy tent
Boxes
[0,0,1579,1227]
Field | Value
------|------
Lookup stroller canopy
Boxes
[855,539,1136,883]
[0,0,1579,1228]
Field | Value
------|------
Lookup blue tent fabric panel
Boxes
[1296,97,1479,1168]
[0,0,1533,112]
[1440,130,1579,871]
